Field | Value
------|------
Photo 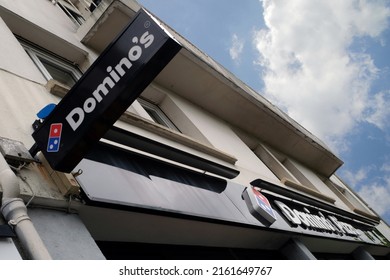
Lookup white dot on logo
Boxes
[54,140,58,145]
[54,129,58,133]
[49,144,54,149]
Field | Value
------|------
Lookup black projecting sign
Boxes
[32,9,182,173]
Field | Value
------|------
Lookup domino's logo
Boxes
[242,186,277,225]
[47,123,62,152]
[252,188,275,217]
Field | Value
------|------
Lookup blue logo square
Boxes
[47,137,60,152]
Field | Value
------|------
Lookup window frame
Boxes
[57,0,86,26]
[20,39,82,87]
[254,143,336,203]
[325,175,379,220]
[138,98,180,132]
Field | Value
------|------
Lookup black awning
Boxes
[103,126,240,179]
[76,141,258,225]
[84,141,227,194]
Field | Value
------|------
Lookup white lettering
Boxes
[293,209,311,228]
[274,201,301,226]
[128,45,142,61]
[107,66,120,83]
[66,30,155,131]
[115,57,132,76]
[140,31,154,48]
[275,200,360,236]
[66,107,84,131]
[83,97,96,113]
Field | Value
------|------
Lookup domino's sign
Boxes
[32,9,181,172]
[242,186,276,225]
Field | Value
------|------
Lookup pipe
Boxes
[0,154,52,260]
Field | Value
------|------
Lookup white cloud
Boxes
[229,33,244,63]
[341,165,390,219]
[358,178,390,217]
[342,166,370,187]
[381,162,390,172]
[254,0,390,151]
[366,90,390,130]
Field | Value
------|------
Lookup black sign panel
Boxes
[32,9,181,172]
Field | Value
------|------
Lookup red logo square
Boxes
[49,123,62,138]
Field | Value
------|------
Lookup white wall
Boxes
[0,17,61,146]
[28,208,106,260]
[0,17,46,83]
[161,93,281,186]
[0,0,80,44]
[0,238,22,260]
[0,69,59,147]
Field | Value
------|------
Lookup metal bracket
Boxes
[0,137,37,165]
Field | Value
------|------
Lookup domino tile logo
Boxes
[47,123,62,152]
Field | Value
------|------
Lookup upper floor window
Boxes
[324,176,378,220]
[254,143,336,203]
[57,0,85,25]
[138,98,180,132]
[21,40,82,88]
[54,0,102,25]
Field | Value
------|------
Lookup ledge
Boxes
[119,111,238,165]
[45,79,70,97]
[353,208,380,222]
[281,178,336,204]
[324,178,380,222]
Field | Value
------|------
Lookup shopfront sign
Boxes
[274,200,360,237]
[242,187,276,225]
[32,9,181,172]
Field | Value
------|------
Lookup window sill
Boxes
[281,177,336,204]
[325,178,380,222]
[120,111,238,166]
[353,208,380,222]
[45,79,71,98]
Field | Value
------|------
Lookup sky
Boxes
[137,0,390,224]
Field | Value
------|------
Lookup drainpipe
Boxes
[0,154,51,260]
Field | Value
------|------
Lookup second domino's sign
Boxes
[274,200,360,237]
[243,186,363,238]
[32,9,181,172]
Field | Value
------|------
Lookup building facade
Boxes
[0,0,389,260]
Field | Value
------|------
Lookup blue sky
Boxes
[137,0,390,224]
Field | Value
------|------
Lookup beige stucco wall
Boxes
[0,0,81,47]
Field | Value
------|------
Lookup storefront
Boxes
[0,0,389,261]
[73,140,390,260]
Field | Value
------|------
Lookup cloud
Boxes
[253,0,390,151]
[357,178,390,218]
[229,33,244,63]
[341,162,390,223]
[342,166,371,187]
[381,162,390,172]
[340,164,390,221]
[365,90,390,130]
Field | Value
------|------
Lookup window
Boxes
[56,0,87,26]
[138,98,180,132]
[21,40,82,88]
[325,175,379,220]
[89,0,102,12]
[254,143,336,203]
